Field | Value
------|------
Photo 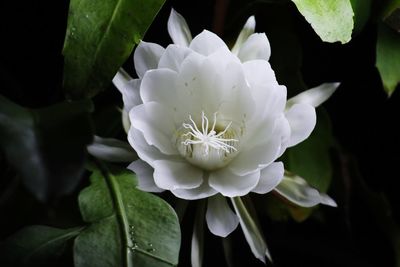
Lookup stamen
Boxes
[182,112,238,155]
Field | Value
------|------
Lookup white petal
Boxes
[242,60,286,120]
[153,159,203,190]
[172,175,217,200]
[134,41,165,78]
[274,173,337,207]
[229,123,282,176]
[176,50,254,122]
[242,60,277,88]
[231,197,271,263]
[285,103,316,147]
[275,114,292,158]
[231,16,256,55]
[287,83,339,108]
[209,169,260,197]
[127,160,164,192]
[237,33,271,62]
[130,102,178,155]
[140,68,178,106]
[252,162,284,194]
[127,128,165,166]
[206,194,239,237]
[175,51,221,115]
[189,30,228,56]
[168,9,192,47]
[216,61,255,121]
[113,69,141,112]
[158,44,193,72]
[87,136,137,162]
[140,68,189,123]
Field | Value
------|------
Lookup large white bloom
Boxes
[92,9,338,263]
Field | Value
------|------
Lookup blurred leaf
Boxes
[382,0,400,19]
[384,7,400,32]
[291,0,354,44]
[0,225,83,267]
[285,109,333,192]
[287,205,313,222]
[350,0,372,34]
[74,165,180,267]
[376,23,400,96]
[0,96,93,201]
[63,0,165,99]
[347,156,400,267]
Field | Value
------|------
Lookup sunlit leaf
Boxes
[63,0,165,99]
[0,225,84,267]
[0,95,93,201]
[74,165,180,267]
[376,23,400,96]
[291,0,354,44]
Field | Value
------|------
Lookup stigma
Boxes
[176,111,240,170]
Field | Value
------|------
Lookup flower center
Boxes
[175,111,240,170]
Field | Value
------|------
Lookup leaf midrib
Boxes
[89,0,124,87]
[102,163,176,266]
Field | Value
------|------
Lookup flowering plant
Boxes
[92,9,338,263]
[2,1,398,267]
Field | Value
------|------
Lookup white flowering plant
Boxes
[1,1,399,267]
[91,7,338,264]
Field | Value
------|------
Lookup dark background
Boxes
[1,0,399,266]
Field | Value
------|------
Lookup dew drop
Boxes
[146,243,155,252]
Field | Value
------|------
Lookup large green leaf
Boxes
[0,225,84,267]
[0,96,93,201]
[291,0,354,44]
[63,0,165,99]
[284,109,333,193]
[376,23,400,96]
[74,165,180,267]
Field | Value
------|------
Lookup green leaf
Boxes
[291,0,354,44]
[63,0,166,99]
[0,225,83,267]
[381,0,400,19]
[284,109,333,192]
[0,96,93,201]
[376,23,400,96]
[350,0,372,34]
[74,164,180,267]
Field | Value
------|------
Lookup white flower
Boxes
[102,9,339,263]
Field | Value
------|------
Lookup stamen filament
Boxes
[181,111,238,155]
